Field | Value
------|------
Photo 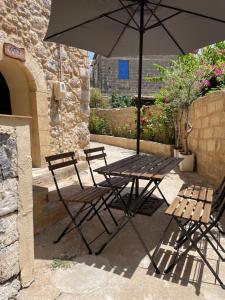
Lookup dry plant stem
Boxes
[183,107,192,154]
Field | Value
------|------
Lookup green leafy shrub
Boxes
[89,112,109,135]
[111,92,135,108]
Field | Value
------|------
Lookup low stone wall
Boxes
[92,106,159,130]
[91,134,174,157]
[0,115,34,299]
[180,91,225,185]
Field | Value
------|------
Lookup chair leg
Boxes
[129,218,160,274]
[61,201,92,254]
[53,203,87,244]
[91,203,111,234]
[164,219,225,289]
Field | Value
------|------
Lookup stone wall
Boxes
[0,116,34,299]
[180,91,225,185]
[0,0,90,166]
[92,106,159,131]
[92,55,174,96]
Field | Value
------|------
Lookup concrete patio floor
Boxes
[17,143,225,300]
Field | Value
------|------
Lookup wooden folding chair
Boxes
[45,151,112,254]
[84,146,131,222]
[154,177,225,288]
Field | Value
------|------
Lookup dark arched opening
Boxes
[0,72,12,115]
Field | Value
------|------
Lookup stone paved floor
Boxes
[17,143,225,300]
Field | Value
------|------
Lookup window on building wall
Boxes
[118,60,129,79]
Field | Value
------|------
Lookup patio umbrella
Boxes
[45,0,225,154]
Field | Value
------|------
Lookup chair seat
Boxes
[63,186,111,203]
[98,176,131,188]
[178,184,213,202]
[165,196,212,224]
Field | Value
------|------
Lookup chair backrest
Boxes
[84,147,107,186]
[213,176,225,209]
[45,151,83,200]
[212,176,225,222]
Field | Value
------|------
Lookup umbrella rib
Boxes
[104,15,138,31]
[144,0,162,28]
[145,11,182,31]
[119,0,140,29]
[145,4,185,54]
[107,2,141,57]
[45,2,139,40]
[147,0,225,24]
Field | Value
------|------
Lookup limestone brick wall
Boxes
[0,116,34,299]
[0,0,90,163]
[180,91,225,185]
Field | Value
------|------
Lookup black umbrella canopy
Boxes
[45,0,225,154]
[45,0,225,57]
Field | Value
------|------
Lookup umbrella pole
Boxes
[136,1,144,155]
[136,1,145,196]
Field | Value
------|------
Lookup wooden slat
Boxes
[86,153,106,161]
[165,197,181,215]
[84,147,104,154]
[65,187,110,203]
[191,201,204,222]
[94,155,137,174]
[201,203,211,223]
[110,155,151,177]
[192,185,201,200]
[199,187,207,201]
[185,185,194,198]
[122,156,163,178]
[155,158,183,178]
[206,188,213,203]
[48,159,77,171]
[174,199,189,217]
[177,184,188,197]
[182,200,196,219]
[46,151,75,162]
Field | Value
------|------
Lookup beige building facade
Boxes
[0,0,90,167]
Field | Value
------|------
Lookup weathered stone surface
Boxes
[0,178,18,217]
[0,241,20,283]
[0,132,17,181]
[0,277,21,300]
[0,213,18,249]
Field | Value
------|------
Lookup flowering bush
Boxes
[145,42,225,153]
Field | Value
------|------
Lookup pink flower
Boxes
[201,79,211,87]
[215,68,222,77]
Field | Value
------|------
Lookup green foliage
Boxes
[111,92,135,108]
[90,88,109,108]
[140,105,174,145]
[145,43,225,152]
[89,112,109,135]
[111,124,136,139]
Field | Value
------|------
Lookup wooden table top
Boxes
[94,154,182,181]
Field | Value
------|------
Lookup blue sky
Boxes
[89,52,94,61]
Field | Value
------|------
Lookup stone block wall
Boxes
[0,0,90,166]
[0,116,34,299]
[92,55,174,96]
[180,91,225,185]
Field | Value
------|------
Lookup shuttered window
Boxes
[118,60,129,79]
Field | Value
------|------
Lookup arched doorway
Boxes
[0,43,50,167]
[0,72,12,115]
